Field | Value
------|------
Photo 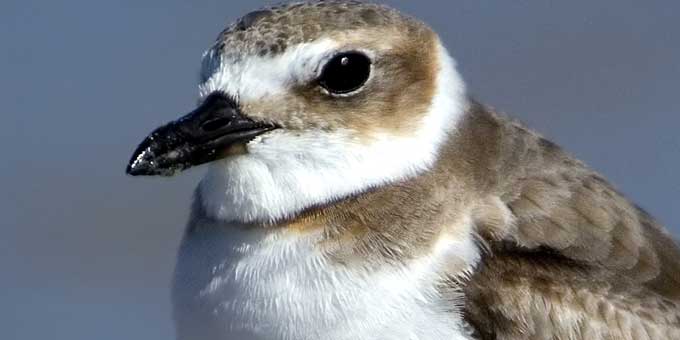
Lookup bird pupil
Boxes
[318,52,371,95]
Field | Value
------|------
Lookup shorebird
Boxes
[127,1,680,339]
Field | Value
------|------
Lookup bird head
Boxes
[126,1,467,223]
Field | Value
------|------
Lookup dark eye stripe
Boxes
[318,52,372,95]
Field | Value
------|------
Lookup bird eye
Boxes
[318,52,372,95]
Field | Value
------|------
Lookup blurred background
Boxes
[1,0,678,339]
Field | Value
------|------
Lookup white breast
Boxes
[172,222,476,340]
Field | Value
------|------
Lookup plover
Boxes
[126,1,680,339]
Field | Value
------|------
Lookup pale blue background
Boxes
[1,1,678,339]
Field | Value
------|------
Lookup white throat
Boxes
[198,42,467,223]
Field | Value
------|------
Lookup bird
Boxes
[126,1,680,339]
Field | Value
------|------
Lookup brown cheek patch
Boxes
[297,28,440,141]
[242,96,345,131]
[240,27,441,144]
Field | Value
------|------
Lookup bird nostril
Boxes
[201,117,232,132]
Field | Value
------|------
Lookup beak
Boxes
[126,93,276,177]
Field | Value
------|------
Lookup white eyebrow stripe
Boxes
[198,41,468,224]
[199,39,339,101]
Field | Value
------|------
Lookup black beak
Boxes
[126,93,276,176]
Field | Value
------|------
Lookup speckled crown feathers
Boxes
[209,1,422,59]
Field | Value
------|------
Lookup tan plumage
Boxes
[457,102,680,339]
[270,100,680,339]
[127,1,680,339]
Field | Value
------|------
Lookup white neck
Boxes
[198,42,467,224]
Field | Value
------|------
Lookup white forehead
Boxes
[198,41,469,223]
[198,39,339,101]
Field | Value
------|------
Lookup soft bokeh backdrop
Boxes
[2,1,678,339]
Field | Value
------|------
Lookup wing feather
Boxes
[461,104,680,339]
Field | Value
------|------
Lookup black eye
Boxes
[318,52,372,95]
